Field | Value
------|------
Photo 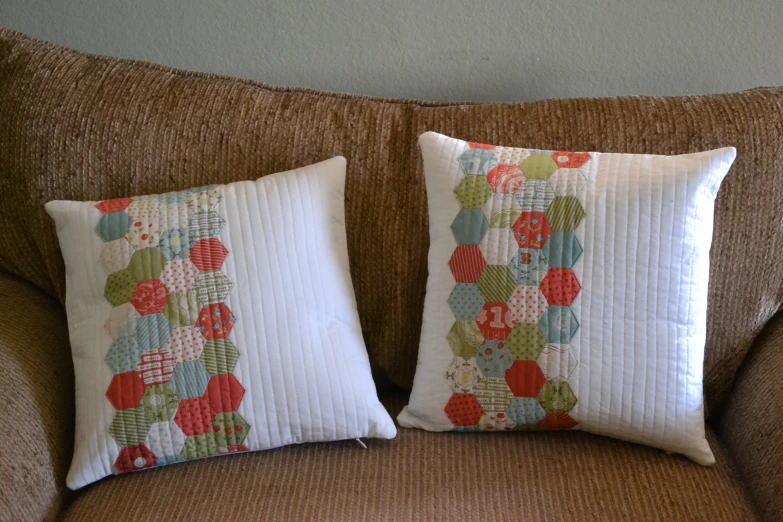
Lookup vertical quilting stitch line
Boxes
[272,171,314,441]
[677,157,705,451]
[656,157,676,445]
[311,167,366,436]
[580,155,597,430]
[235,179,274,448]
[292,165,334,442]
[286,166,336,442]
[669,157,691,447]
[641,154,658,443]
[626,154,641,437]
[311,162,355,440]
[255,176,299,447]
[604,153,619,434]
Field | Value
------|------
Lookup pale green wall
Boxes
[1,0,781,102]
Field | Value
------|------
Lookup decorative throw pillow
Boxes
[398,132,736,465]
[46,157,396,489]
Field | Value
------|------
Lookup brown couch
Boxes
[0,27,781,521]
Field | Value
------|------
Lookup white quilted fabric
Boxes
[47,157,395,489]
[398,132,736,465]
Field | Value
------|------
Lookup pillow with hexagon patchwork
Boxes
[45,157,395,489]
[398,132,736,465]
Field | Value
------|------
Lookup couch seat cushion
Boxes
[63,394,755,521]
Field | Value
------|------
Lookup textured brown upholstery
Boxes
[2,29,783,410]
[719,312,783,521]
[61,394,756,522]
[0,272,74,521]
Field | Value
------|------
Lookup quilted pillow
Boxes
[46,157,396,489]
[398,132,735,465]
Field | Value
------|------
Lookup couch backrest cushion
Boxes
[1,28,782,411]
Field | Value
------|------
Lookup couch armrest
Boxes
[0,272,74,521]
[718,311,783,521]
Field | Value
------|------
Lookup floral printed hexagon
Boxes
[478,411,515,431]
[537,381,578,415]
[158,228,192,260]
[445,357,485,394]
[551,151,591,169]
[474,340,514,378]
[487,164,525,194]
[212,411,250,448]
[195,303,236,341]
[130,279,170,316]
[512,212,552,249]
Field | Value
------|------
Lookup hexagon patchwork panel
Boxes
[89,185,250,474]
[47,157,398,489]
[441,139,586,432]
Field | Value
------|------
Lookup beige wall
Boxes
[1,0,781,102]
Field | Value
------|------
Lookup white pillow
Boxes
[46,157,396,489]
[398,132,736,465]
